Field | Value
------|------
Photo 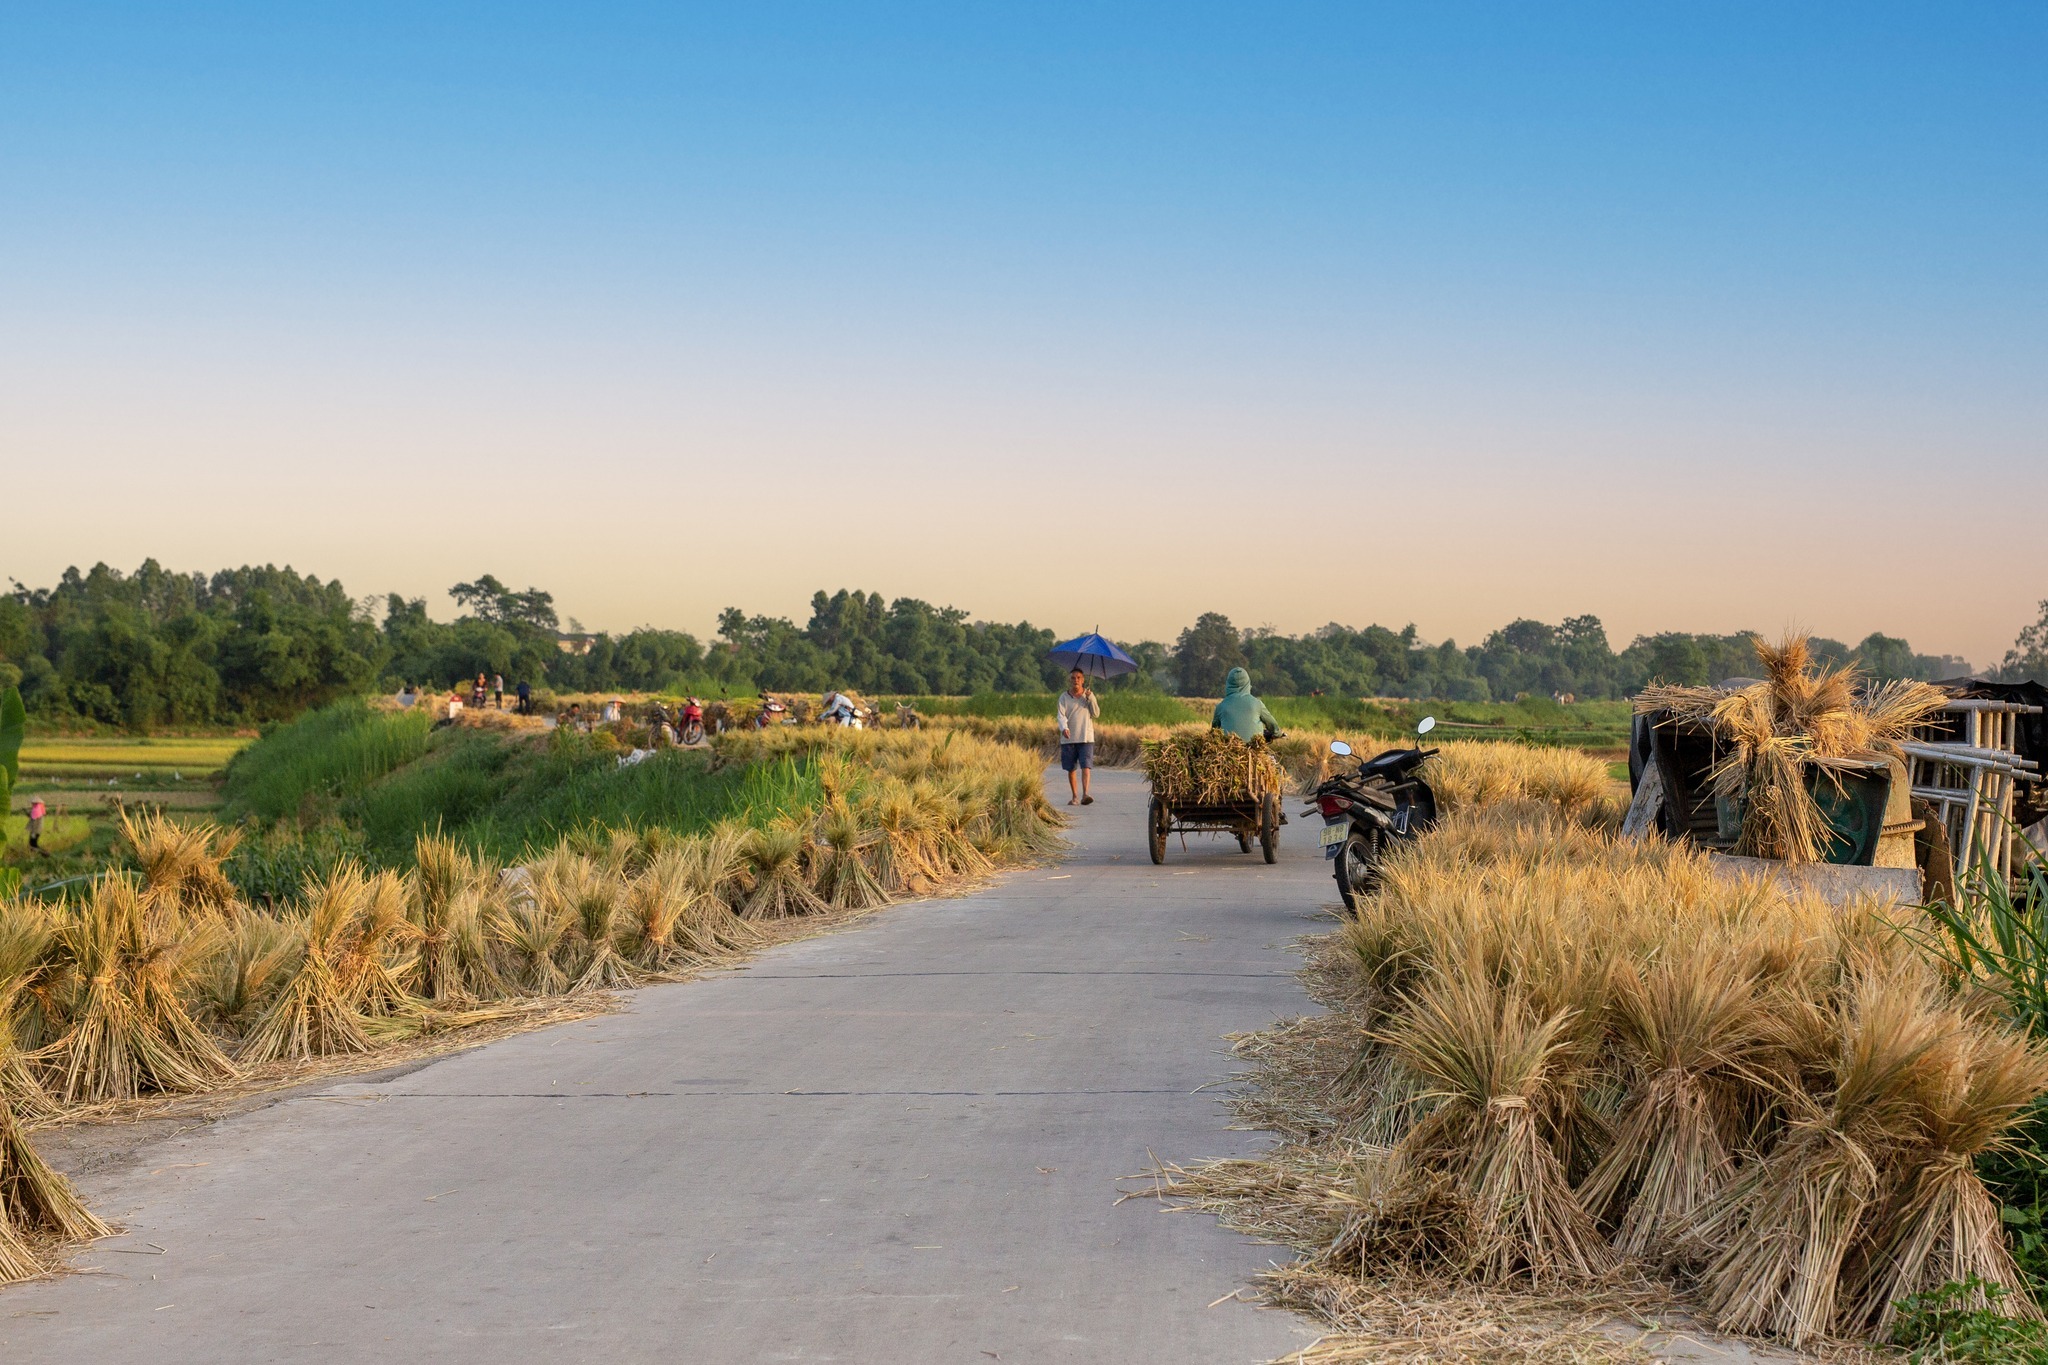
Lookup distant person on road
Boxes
[492,674,504,709]
[27,799,47,853]
[1212,667,1282,743]
[1057,669,1100,806]
[516,679,532,714]
[472,674,489,709]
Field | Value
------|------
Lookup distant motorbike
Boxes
[1307,717,1440,913]
[680,697,706,746]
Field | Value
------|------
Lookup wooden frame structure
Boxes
[1904,697,2043,882]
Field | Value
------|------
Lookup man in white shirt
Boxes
[1056,669,1101,806]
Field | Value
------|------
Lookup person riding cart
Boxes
[1212,667,1283,743]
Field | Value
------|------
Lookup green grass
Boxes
[222,699,435,823]
[223,711,828,867]
[346,732,823,865]
[1266,696,1633,749]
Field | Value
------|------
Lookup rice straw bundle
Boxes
[921,781,993,879]
[1,1008,108,1284]
[818,799,890,912]
[121,809,243,918]
[1688,956,1954,1346]
[239,864,396,1064]
[1366,964,1616,1285]
[194,914,297,1035]
[0,901,56,1121]
[1637,634,1948,863]
[672,830,762,954]
[492,895,573,995]
[616,850,697,971]
[1141,730,1282,807]
[741,823,829,921]
[402,837,506,1003]
[530,847,638,990]
[1845,1018,2048,1334]
[866,781,939,895]
[43,875,238,1106]
[1576,938,1777,1260]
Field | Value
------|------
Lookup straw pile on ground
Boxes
[0,728,1064,1282]
[1638,633,1948,863]
[1145,778,2048,1352]
[1141,729,1284,806]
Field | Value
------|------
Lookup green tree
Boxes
[2001,600,2048,684]
[1174,613,1247,697]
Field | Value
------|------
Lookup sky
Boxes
[3,3,2042,667]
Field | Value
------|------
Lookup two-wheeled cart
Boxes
[1146,788,1282,865]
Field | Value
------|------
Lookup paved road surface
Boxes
[3,768,1331,1363]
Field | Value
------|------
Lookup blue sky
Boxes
[4,4,2042,662]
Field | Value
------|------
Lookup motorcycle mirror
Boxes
[1417,716,1436,736]
[1328,740,1352,756]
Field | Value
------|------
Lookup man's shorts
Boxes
[1060,742,1094,772]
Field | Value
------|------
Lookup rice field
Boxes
[16,737,250,781]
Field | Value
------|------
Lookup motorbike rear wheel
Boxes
[1334,827,1381,913]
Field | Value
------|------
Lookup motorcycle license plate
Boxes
[1319,821,1347,859]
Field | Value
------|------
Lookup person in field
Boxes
[27,798,47,853]
[1212,667,1282,742]
[1057,668,1100,806]
[492,673,504,709]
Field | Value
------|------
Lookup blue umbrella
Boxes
[1047,630,1138,680]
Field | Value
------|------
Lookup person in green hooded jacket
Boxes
[1212,666,1283,742]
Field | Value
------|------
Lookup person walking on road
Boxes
[492,673,504,709]
[27,798,47,853]
[1057,668,1100,806]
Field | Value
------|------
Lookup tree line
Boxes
[2,560,2040,729]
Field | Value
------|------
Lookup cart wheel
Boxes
[1260,793,1280,864]
[1148,797,1169,865]
[1236,829,1253,854]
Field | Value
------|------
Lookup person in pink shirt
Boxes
[26,798,47,853]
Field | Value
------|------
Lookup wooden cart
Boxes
[1147,788,1282,865]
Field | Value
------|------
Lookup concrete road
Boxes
[2,768,1330,1363]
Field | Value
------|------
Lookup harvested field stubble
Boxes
[0,725,1063,1282]
[1142,760,2042,1355]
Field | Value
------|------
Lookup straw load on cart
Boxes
[1140,729,1285,864]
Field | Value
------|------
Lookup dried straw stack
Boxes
[1638,633,1948,863]
[1141,730,1283,806]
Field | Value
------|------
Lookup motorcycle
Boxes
[679,697,706,746]
[1307,717,1440,913]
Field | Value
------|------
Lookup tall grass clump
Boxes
[223,698,434,824]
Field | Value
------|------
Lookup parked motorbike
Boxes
[1307,717,1440,913]
[680,697,706,746]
